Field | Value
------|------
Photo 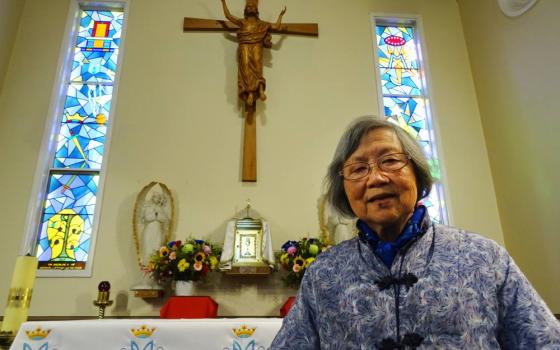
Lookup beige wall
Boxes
[457,0,560,312]
[0,0,502,317]
[0,0,25,95]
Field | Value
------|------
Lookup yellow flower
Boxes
[159,246,170,257]
[303,257,315,268]
[280,253,289,265]
[177,258,189,272]
[209,256,219,270]
[294,256,305,266]
[194,252,206,262]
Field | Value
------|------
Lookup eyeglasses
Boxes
[340,153,411,181]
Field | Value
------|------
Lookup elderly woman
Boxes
[271,117,560,349]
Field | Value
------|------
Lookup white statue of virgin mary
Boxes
[131,182,174,291]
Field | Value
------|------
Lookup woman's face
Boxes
[342,128,418,237]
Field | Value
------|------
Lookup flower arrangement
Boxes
[147,238,221,284]
[276,237,331,286]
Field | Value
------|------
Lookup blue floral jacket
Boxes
[271,221,560,349]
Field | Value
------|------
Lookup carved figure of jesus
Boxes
[220,0,286,108]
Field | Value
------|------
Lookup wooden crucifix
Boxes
[184,0,318,182]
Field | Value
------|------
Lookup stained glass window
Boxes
[373,19,448,224]
[36,8,125,272]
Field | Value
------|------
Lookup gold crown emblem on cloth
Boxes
[25,327,51,340]
[130,325,156,338]
[233,324,256,338]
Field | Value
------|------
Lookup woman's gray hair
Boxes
[325,116,434,217]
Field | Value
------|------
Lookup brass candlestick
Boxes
[92,281,113,319]
[0,331,15,349]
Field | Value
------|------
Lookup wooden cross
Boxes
[184,0,318,182]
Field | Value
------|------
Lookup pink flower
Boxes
[141,264,153,273]
[287,246,297,256]
[169,251,177,260]
[292,264,301,273]
[204,245,212,255]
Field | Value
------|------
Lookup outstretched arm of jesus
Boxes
[272,6,287,31]
[220,0,242,27]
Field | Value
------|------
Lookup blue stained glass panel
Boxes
[36,173,98,269]
[376,22,447,224]
[61,84,112,124]
[421,192,445,224]
[382,96,445,224]
[70,49,119,83]
[376,25,419,70]
[76,10,123,53]
[383,96,431,155]
[382,97,425,125]
[379,68,422,96]
[54,84,111,169]
[37,8,124,272]
[54,122,106,169]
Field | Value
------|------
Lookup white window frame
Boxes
[370,13,453,225]
[20,0,129,277]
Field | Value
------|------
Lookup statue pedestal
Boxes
[131,279,164,299]
[132,289,164,299]
[224,265,271,276]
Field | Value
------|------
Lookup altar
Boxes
[10,318,283,350]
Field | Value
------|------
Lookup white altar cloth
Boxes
[10,318,283,350]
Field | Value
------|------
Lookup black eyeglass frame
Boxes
[339,152,412,181]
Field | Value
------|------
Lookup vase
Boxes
[175,280,194,296]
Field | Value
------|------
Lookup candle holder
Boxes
[0,255,38,347]
[0,330,15,349]
[92,281,113,319]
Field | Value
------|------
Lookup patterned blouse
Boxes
[271,218,560,349]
